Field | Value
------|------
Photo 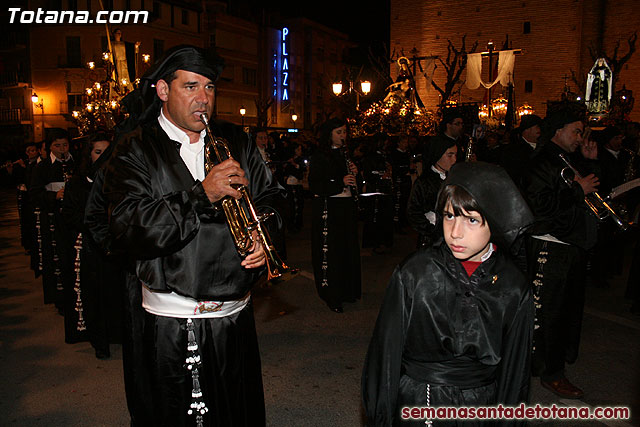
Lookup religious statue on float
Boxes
[111,28,139,92]
[585,57,613,113]
[384,57,425,108]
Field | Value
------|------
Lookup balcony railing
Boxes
[0,108,31,124]
[0,71,29,87]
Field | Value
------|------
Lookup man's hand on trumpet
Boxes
[201,158,248,203]
[241,229,266,269]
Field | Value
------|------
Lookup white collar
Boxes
[49,152,71,164]
[158,108,206,147]
[480,243,495,262]
[605,147,619,159]
[522,136,536,150]
[431,165,446,180]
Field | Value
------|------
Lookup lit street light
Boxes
[332,79,371,110]
[240,106,246,127]
[291,110,298,129]
[32,92,44,141]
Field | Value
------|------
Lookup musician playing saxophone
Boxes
[103,45,284,426]
[522,109,600,400]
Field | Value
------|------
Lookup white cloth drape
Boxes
[465,50,515,89]
[422,58,436,93]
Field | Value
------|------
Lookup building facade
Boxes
[0,0,355,150]
[390,0,640,121]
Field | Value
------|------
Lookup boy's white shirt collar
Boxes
[49,151,72,164]
[480,243,495,262]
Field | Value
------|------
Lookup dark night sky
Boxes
[242,0,390,46]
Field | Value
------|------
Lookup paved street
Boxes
[0,186,638,426]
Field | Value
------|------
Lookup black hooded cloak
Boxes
[362,162,534,426]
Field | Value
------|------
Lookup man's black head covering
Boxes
[117,45,224,133]
[517,114,542,132]
[424,135,456,168]
[441,108,463,126]
[437,162,534,251]
[543,108,584,136]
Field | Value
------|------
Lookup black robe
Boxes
[360,150,393,249]
[406,167,444,248]
[362,242,532,426]
[389,148,412,230]
[309,147,361,308]
[86,167,152,424]
[496,137,537,190]
[63,171,125,354]
[103,119,284,426]
[29,156,75,308]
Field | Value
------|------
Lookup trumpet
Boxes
[200,113,298,282]
[558,153,628,231]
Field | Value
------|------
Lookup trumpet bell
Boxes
[265,254,299,283]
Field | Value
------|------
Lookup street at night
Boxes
[0,188,638,426]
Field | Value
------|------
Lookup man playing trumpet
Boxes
[523,108,599,400]
[104,45,284,426]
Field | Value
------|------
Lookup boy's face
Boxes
[26,145,38,160]
[49,138,69,160]
[435,146,458,172]
[442,202,491,262]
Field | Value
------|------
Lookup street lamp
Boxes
[291,110,298,129]
[32,92,44,141]
[239,106,246,127]
[332,79,371,110]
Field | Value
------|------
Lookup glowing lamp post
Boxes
[239,106,246,127]
[32,92,44,140]
[332,79,372,110]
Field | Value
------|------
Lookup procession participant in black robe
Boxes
[283,143,306,233]
[497,114,542,188]
[407,136,457,248]
[363,162,534,426]
[85,149,152,424]
[103,45,284,426]
[30,129,74,311]
[523,109,599,399]
[62,133,124,357]
[589,126,627,287]
[5,142,39,252]
[309,118,361,313]
[360,139,394,254]
[434,109,465,162]
[389,135,413,233]
[28,141,47,276]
